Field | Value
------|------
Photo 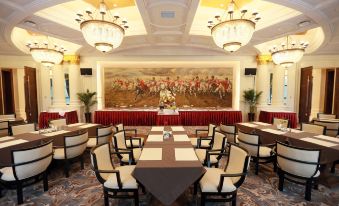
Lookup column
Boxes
[40,66,52,111]
[64,55,81,106]
[51,64,66,107]
[271,65,285,107]
[256,54,272,105]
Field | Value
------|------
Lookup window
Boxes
[268,73,273,105]
[65,73,70,105]
[283,69,288,105]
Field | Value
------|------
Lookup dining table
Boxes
[236,121,339,188]
[132,126,206,205]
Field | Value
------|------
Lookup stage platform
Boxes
[94,108,242,126]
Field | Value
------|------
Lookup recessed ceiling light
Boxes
[24,20,36,27]
[298,20,311,27]
[161,11,175,18]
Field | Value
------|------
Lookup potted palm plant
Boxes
[77,89,97,123]
[243,89,263,121]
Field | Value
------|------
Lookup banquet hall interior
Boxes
[0,0,339,205]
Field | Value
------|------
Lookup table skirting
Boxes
[259,110,298,128]
[39,111,79,128]
[94,110,242,126]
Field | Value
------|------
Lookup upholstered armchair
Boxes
[219,124,238,144]
[112,131,142,165]
[301,123,326,135]
[197,143,250,206]
[273,118,289,128]
[87,126,113,148]
[11,123,36,136]
[317,113,336,119]
[314,120,339,137]
[0,121,9,137]
[276,141,321,201]
[238,130,276,175]
[49,118,67,128]
[0,140,53,204]
[90,143,140,206]
[190,124,216,148]
[53,131,88,177]
[115,123,144,148]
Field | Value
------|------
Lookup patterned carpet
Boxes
[1,126,338,206]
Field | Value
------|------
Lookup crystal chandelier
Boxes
[207,0,260,53]
[270,36,309,68]
[75,0,128,53]
[26,39,65,67]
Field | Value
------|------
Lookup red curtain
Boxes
[39,111,79,128]
[259,111,298,128]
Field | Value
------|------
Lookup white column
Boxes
[271,65,285,107]
[40,66,52,111]
[68,64,81,106]
[51,65,66,107]
[256,64,271,105]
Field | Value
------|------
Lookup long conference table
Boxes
[0,123,100,166]
[237,121,339,187]
[95,108,242,126]
[133,126,205,205]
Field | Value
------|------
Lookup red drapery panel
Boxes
[156,115,181,125]
[38,111,79,128]
[94,111,158,126]
[179,111,242,126]
[259,111,298,128]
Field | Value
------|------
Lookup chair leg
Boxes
[103,188,109,206]
[43,172,49,191]
[64,160,70,178]
[16,182,23,204]
[80,155,84,170]
[255,158,259,175]
[313,179,319,190]
[305,179,312,201]
[273,159,277,172]
[134,190,139,206]
[193,181,198,195]
[278,171,284,191]
[231,192,237,206]
[331,162,336,173]
[200,193,205,206]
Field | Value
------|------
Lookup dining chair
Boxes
[237,130,276,175]
[313,120,339,137]
[190,124,216,148]
[198,143,250,206]
[53,131,88,177]
[0,114,16,119]
[49,118,67,128]
[0,121,9,137]
[276,141,321,201]
[317,113,336,119]
[301,123,326,135]
[219,124,238,144]
[114,123,144,148]
[0,140,53,204]
[87,126,113,148]
[273,118,289,128]
[195,131,227,167]
[90,143,140,206]
[11,123,36,136]
[112,131,142,165]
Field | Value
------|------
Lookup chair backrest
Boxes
[211,131,227,150]
[224,143,250,185]
[219,124,237,143]
[301,123,325,135]
[64,132,88,159]
[49,118,67,128]
[208,124,216,137]
[237,130,259,157]
[115,123,124,133]
[0,114,15,119]
[273,118,289,128]
[12,140,53,180]
[96,126,113,145]
[90,143,115,182]
[317,113,336,119]
[276,141,320,178]
[314,120,339,137]
[112,130,127,150]
[11,123,35,136]
[0,121,9,137]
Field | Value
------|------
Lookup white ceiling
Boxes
[0,0,339,56]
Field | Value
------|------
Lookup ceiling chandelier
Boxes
[207,0,260,53]
[75,0,128,53]
[270,36,309,68]
[26,39,65,67]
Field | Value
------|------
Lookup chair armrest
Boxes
[130,137,142,148]
[195,129,208,137]
[91,166,123,189]
[124,129,137,136]
[261,143,276,148]
[88,136,97,139]
[206,150,227,167]
[217,172,247,192]
[197,137,212,148]
[111,149,133,164]
[53,146,64,149]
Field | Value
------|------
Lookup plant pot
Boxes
[248,113,255,122]
[85,112,92,123]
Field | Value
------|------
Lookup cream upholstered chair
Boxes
[237,130,276,175]
[190,124,216,148]
[220,124,238,144]
[90,143,140,206]
[314,120,339,137]
[53,131,88,177]
[317,113,336,119]
[301,123,325,135]
[0,121,9,137]
[115,123,144,148]
[87,126,113,148]
[273,118,289,128]
[11,123,36,136]
[276,141,321,201]
[195,131,227,167]
[112,131,142,165]
[49,118,67,128]
[0,114,15,119]
[0,140,53,204]
[197,143,250,206]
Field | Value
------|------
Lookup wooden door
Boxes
[1,70,15,114]
[24,67,38,123]
[324,69,335,114]
[334,68,339,117]
[299,67,313,123]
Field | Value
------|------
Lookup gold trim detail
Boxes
[63,55,80,65]
[256,54,272,65]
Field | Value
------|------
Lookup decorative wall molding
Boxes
[63,55,80,65]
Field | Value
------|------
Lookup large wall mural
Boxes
[104,67,233,108]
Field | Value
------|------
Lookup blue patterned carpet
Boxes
[0,126,338,206]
